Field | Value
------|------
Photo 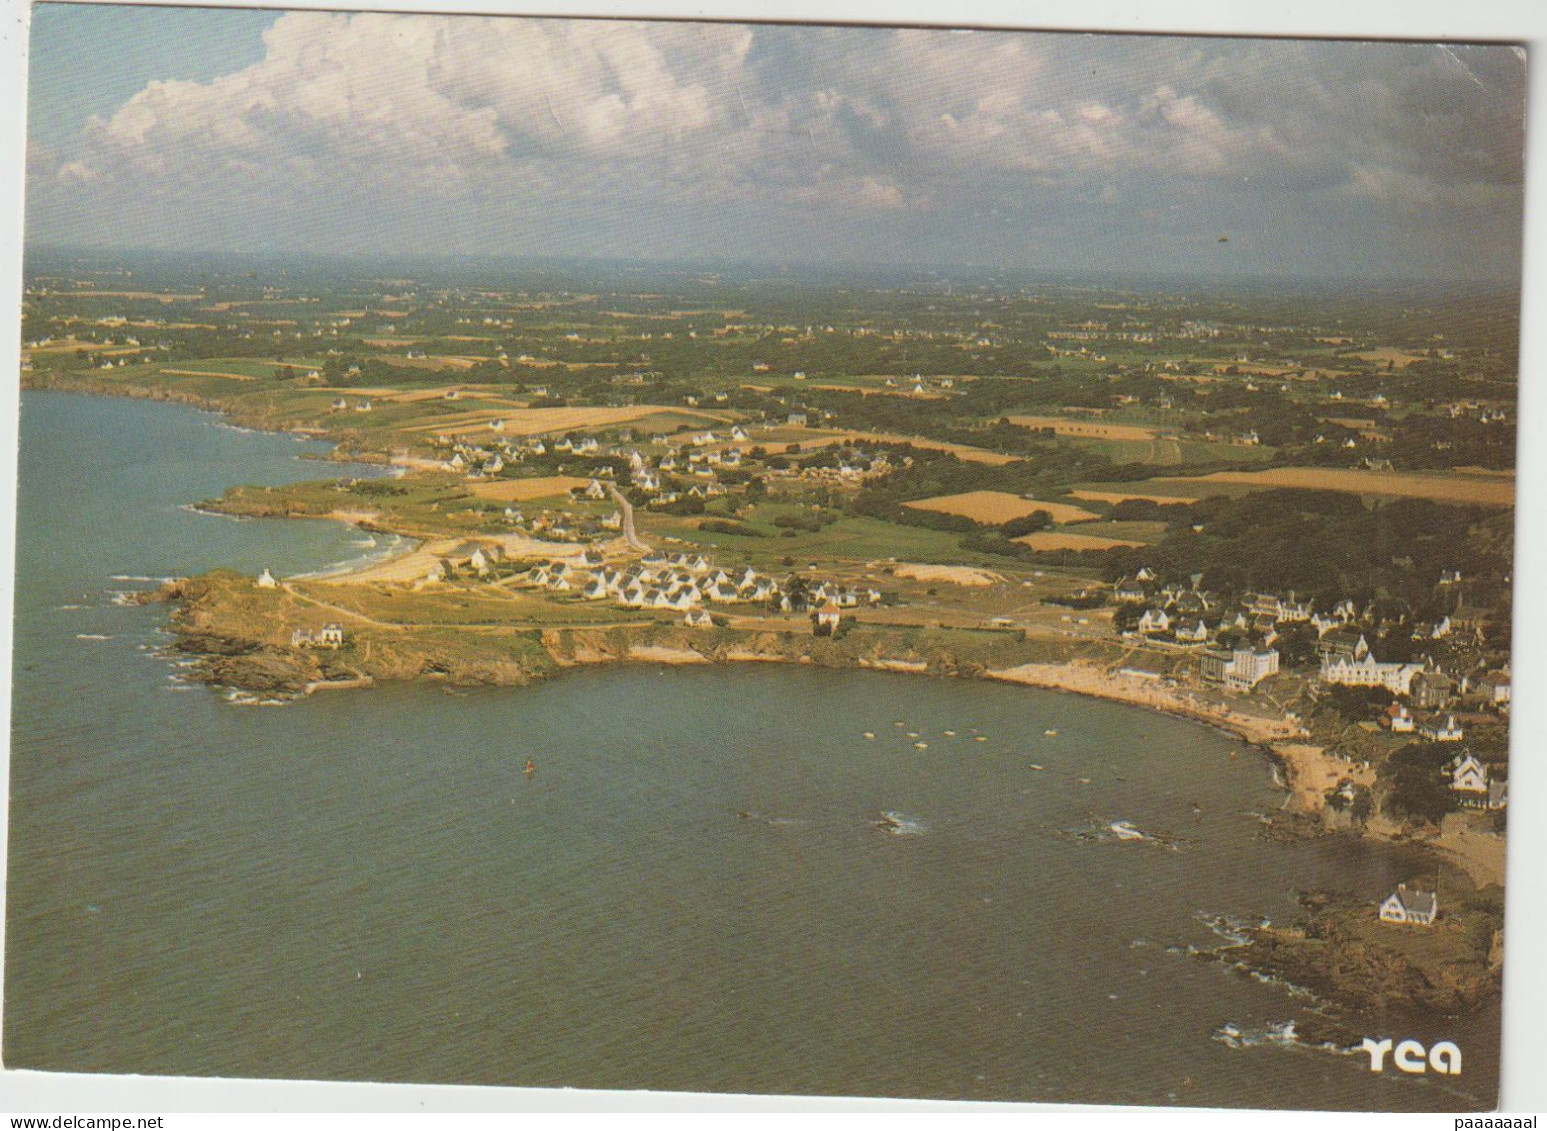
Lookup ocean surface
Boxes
[5,391,1499,1110]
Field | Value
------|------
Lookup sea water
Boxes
[4,391,1498,1110]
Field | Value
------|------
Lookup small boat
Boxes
[862,731,875,739]
[1109,821,1146,841]
[913,742,929,749]
[1044,729,1059,737]
[1028,763,1045,771]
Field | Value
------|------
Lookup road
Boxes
[607,482,650,552]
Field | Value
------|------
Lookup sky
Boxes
[19,3,1530,282]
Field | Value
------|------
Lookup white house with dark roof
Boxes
[1379,884,1437,927]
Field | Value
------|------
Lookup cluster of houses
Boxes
[1114,571,1287,688]
[427,418,892,520]
[512,549,880,628]
[1114,570,1507,713]
[290,623,345,649]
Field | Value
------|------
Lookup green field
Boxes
[640,512,998,568]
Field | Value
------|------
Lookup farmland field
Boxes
[395,405,729,437]
[468,476,594,502]
[1157,467,1515,506]
[1007,415,1158,441]
[1352,347,1430,368]
[905,491,1100,526]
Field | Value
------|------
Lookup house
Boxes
[585,479,607,500]
[317,623,345,648]
[1137,606,1172,636]
[256,568,279,589]
[1113,576,1149,603]
[1320,654,1425,696]
[1448,752,1490,800]
[1410,670,1456,711]
[814,602,842,635]
[1379,884,1437,927]
[469,548,492,576]
[1419,713,1465,742]
[1488,779,1509,811]
[684,607,714,628]
[1174,618,1210,644]
[1317,629,1370,665]
[1477,670,1511,706]
[787,412,808,427]
[1384,703,1416,733]
[1202,645,1280,691]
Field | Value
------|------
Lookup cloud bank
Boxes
[26,13,1528,279]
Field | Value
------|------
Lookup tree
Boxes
[999,510,1053,538]
[1380,742,1459,825]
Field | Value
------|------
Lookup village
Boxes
[24,259,1517,948]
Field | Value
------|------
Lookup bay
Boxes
[4,391,1496,1110]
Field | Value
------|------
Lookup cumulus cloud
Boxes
[28,14,1526,276]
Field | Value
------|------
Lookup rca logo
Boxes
[1360,1037,1461,1075]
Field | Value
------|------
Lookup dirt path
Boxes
[608,483,650,552]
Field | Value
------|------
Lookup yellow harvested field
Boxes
[468,476,593,502]
[379,356,479,371]
[892,563,1001,587]
[1164,467,1514,506]
[781,431,1016,466]
[1008,415,1158,441]
[1014,531,1147,551]
[1353,348,1429,368]
[905,491,1100,525]
[1068,489,1199,506]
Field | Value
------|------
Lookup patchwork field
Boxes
[395,405,725,437]
[1352,348,1430,369]
[1158,467,1515,506]
[468,476,594,503]
[1013,531,1147,551]
[1008,415,1159,441]
[905,491,1100,525]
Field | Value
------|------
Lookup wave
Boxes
[109,574,182,584]
[290,530,415,580]
[1213,1020,1359,1058]
[75,633,114,641]
[1076,817,1182,850]
[222,690,290,707]
[179,503,248,522]
[874,809,926,836]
